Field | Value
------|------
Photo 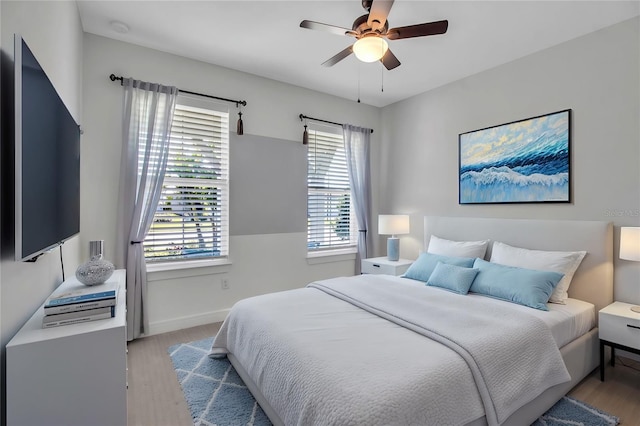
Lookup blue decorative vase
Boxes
[387,237,400,261]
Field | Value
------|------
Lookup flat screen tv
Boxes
[14,34,80,261]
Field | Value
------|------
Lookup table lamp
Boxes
[619,226,640,313]
[378,214,410,261]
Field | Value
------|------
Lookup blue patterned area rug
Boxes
[169,337,619,426]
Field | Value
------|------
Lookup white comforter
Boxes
[211,275,570,426]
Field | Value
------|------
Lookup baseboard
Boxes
[147,309,230,336]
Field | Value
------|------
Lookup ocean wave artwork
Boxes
[459,110,570,204]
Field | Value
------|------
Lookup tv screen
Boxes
[15,35,80,261]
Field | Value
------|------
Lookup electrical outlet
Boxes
[221,277,230,290]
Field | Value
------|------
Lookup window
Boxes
[144,95,229,262]
[307,125,357,252]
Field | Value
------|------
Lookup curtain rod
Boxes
[109,74,247,107]
[299,114,374,134]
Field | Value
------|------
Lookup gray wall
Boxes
[0,1,84,422]
[379,17,640,304]
[229,133,307,236]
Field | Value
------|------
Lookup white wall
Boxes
[81,33,381,335]
[379,17,640,305]
[0,0,84,421]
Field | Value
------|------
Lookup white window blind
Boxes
[145,95,229,261]
[307,125,357,251]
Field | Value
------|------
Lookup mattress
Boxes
[528,298,595,347]
[399,277,595,348]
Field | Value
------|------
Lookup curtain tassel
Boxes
[303,124,309,145]
[237,111,244,135]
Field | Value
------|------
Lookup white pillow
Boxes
[427,235,489,259]
[489,241,586,304]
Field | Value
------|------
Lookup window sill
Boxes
[147,257,232,272]
[146,257,232,281]
[306,248,357,265]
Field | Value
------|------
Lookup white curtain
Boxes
[115,78,178,341]
[343,124,373,274]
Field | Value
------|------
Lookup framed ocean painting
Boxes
[459,109,571,204]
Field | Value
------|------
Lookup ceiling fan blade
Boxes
[380,48,401,70]
[367,0,395,31]
[300,20,352,37]
[387,20,448,40]
[321,45,354,67]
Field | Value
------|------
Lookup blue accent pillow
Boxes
[427,262,479,294]
[402,252,475,283]
[470,258,564,311]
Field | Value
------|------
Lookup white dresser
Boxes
[6,270,127,426]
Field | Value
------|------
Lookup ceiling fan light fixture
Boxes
[353,36,388,63]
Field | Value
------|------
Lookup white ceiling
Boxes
[77,1,640,107]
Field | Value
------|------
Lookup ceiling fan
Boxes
[300,0,448,70]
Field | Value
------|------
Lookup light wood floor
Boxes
[127,322,222,426]
[127,323,640,426]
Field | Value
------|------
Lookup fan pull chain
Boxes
[358,62,362,103]
[381,42,385,93]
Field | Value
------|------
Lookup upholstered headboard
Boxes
[424,217,613,313]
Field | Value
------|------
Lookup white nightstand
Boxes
[598,301,640,381]
[361,257,413,276]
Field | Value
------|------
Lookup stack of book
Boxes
[42,281,119,328]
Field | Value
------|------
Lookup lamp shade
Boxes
[378,215,410,236]
[620,227,640,261]
[353,36,389,63]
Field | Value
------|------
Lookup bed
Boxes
[210,217,613,425]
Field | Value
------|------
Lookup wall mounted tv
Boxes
[14,34,80,261]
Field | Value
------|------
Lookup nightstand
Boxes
[361,257,413,276]
[598,301,640,381]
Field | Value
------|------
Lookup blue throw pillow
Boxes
[470,258,564,311]
[427,262,479,294]
[402,252,476,283]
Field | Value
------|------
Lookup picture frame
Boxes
[459,109,571,204]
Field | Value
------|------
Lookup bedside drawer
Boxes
[361,260,411,276]
[599,311,640,349]
[362,261,395,275]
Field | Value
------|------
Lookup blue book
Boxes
[45,282,118,307]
